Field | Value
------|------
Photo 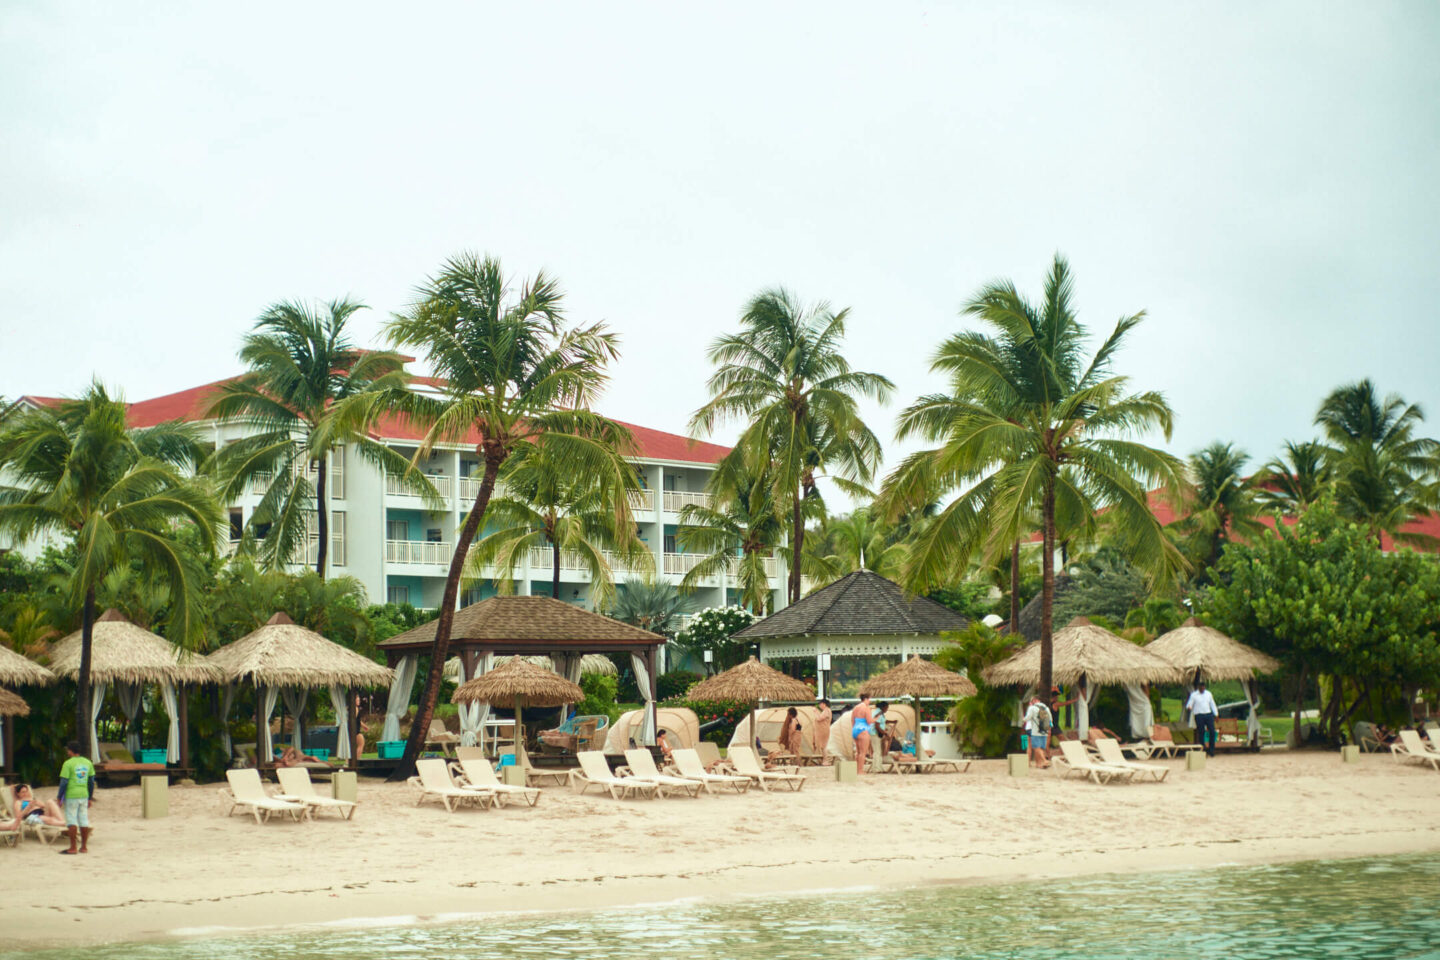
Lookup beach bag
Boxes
[1035,705,1053,733]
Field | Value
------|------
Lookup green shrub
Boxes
[576,673,621,722]
[935,623,1024,758]
[657,670,703,701]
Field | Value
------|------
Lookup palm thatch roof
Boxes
[983,616,1186,687]
[1146,617,1281,682]
[380,596,665,652]
[735,571,968,639]
[49,609,220,685]
[452,657,584,707]
[859,655,977,698]
[0,645,55,688]
[687,656,815,703]
[0,687,29,717]
[207,612,394,688]
[442,653,617,682]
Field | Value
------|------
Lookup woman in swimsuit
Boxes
[5,783,65,829]
[852,694,874,775]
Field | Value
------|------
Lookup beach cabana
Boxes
[983,616,1185,739]
[381,596,666,747]
[1147,617,1281,747]
[825,703,919,761]
[0,687,31,776]
[0,646,53,775]
[734,571,969,698]
[49,609,219,764]
[207,612,395,767]
[859,655,976,756]
[729,704,829,755]
[452,657,583,764]
[604,707,702,755]
[689,656,814,757]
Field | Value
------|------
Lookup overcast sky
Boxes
[3,3,1437,502]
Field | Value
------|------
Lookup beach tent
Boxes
[826,703,919,766]
[0,646,53,774]
[605,707,701,755]
[49,609,219,763]
[728,705,829,755]
[1146,617,1280,746]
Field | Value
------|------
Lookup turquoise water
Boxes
[6,853,1440,960]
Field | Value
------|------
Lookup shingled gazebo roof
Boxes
[734,571,968,640]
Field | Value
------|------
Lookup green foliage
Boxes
[677,450,784,613]
[666,698,752,746]
[575,672,621,723]
[671,605,756,671]
[1176,442,1268,577]
[210,562,373,654]
[609,578,694,637]
[364,603,436,646]
[926,580,993,620]
[934,623,1023,757]
[1125,596,1183,635]
[1052,549,1149,626]
[657,670,704,701]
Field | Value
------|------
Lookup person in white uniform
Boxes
[1186,680,1219,757]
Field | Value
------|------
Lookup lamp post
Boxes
[703,649,713,676]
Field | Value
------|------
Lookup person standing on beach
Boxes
[57,740,95,855]
[1023,695,1052,769]
[1187,681,1219,757]
[852,693,874,775]
[813,699,832,764]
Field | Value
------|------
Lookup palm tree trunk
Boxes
[315,457,329,578]
[1039,483,1056,693]
[551,539,561,599]
[789,485,804,605]
[1008,540,1021,634]
[75,585,96,758]
[392,446,504,781]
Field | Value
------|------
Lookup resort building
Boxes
[10,372,787,621]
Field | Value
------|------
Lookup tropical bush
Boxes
[657,670,704,701]
[934,623,1023,757]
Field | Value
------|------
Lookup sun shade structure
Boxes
[49,609,219,764]
[208,612,395,767]
[0,688,29,718]
[0,645,55,688]
[452,657,584,765]
[983,616,1186,740]
[859,656,975,771]
[1147,616,1281,747]
[380,596,666,748]
[0,686,28,775]
[689,656,815,761]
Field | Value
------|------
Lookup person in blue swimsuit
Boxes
[852,693,874,775]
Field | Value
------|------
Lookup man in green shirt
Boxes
[57,740,95,854]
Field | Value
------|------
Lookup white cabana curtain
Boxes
[470,652,495,750]
[219,683,236,758]
[456,657,482,747]
[1124,684,1155,740]
[115,681,145,754]
[382,654,418,742]
[553,653,582,722]
[630,654,656,746]
[1244,678,1260,745]
[329,684,351,760]
[1075,680,1100,739]
[1182,684,1197,728]
[89,682,108,761]
[161,682,181,763]
[259,685,278,761]
[281,687,308,749]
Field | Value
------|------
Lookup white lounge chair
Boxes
[1,785,65,845]
[452,757,542,808]
[568,751,659,800]
[1055,740,1136,785]
[1095,738,1169,782]
[275,767,358,820]
[624,749,703,798]
[408,757,496,811]
[220,769,309,824]
[728,747,806,792]
[671,748,752,794]
[1391,730,1440,771]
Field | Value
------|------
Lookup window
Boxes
[387,520,409,541]
[331,511,346,567]
[664,534,677,553]
[330,444,345,500]
[228,508,243,541]
[387,585,410,606]
[461,585,485,607]
[426,528,442,543]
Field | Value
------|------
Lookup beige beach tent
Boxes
[728,705,829,755]
[605,707,701,754]
[826,703,918,761]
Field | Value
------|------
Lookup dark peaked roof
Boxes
[1014,575,1075,642]
[734,571,968,639]
[379,595,665,651]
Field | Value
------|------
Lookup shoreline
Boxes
[3,751,1438,950]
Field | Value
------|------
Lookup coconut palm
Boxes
[1256,439,1332,516]
[1314,379,1440,546]
[1176,442,1267,574]
[206,298,425,576]
[0,605,60,658]
[809,508,909,585]
[677,453,785,613]
[690,288,894,604]
[878,255,1186,692]
[609,578,693,637]
[328,252,640,776]
[465,446,652,606]
[0,383,222,754]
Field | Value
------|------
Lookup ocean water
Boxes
[7,853,1440,960]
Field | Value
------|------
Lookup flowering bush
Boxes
[663,697,752,746]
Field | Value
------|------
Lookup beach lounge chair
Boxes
[0,820,16,847]
[1428,728,1440,753]
[220,769,309,824]
[495,747,573,788]
[696,741,726,771]
[568,751,660,800]
[1055,740,1136,785]
[1353,722,1386,753]
[1135,725,1203,760]
[1,785,64,844]
[1390,730,1440,771]
[671,748,752,794]
[891,753,972,774]
[408,757,496,811]
[1095,738,1169,782]
[728,747,806,792]
[452,757,542,808]
[274,767,357,820]
[424,719,460,756]
[623,749,704,798]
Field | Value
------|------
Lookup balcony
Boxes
[458,475,482,501]
[629,489,656,514]
[386,473,452,500]
[663,490,711,514]
[385,539,452,565]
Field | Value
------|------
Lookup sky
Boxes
[3,3,1438,504]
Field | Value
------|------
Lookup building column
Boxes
[651,465,665,580]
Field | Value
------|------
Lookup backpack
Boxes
[1034,704,1053,733]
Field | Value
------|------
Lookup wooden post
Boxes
[2,715,12,775]
[645,645,659,746]
[254,682,265,772]
[178,684,189,770]
[346,686,358,771]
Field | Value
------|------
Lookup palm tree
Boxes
[676,452,785,613]
[690,289,894,605]
[206,298,423,577]
[1176,442,1267,574]
[1256,440,1332,516]
[0,605,60,658]
[1314,379,1440,546]
[330,252,640,776]
[609,578,693,636]
[0,383,222,755]
[465,446,652,607]
[809,508,909,585]
[879,255,1186,692]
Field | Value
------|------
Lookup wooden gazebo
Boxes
[380,596,667,747]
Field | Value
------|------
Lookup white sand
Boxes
[2,751,1438,948]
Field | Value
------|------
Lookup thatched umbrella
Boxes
[860,655,976,763]
[983,616,1185,738]
[452,657,583,765]
[0,645,55,689]
[0,688,29,717]
[688,656,815,758]
[1147,617,1280,746]
[208,612,395,765]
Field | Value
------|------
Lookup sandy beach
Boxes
[2,750,1438,949]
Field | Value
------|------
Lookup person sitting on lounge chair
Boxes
[1373,724,1398,746]
[275,746,323,767]
[4,783,65,829]
[655,730,674,763]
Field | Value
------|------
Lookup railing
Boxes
[385,539,452,565]
[629,489,656,514]
[458,475,482,501]
[663,552,707,576]
[249,472,273,494]
[663,490,711,513]
[386,473,452,499]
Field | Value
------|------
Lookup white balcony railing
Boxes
[385,539,452,565]
[629,489,657,514]
[663,490,711,513]
[458,475,482,501]
[386,473,452,500]
[663,552,706,576]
